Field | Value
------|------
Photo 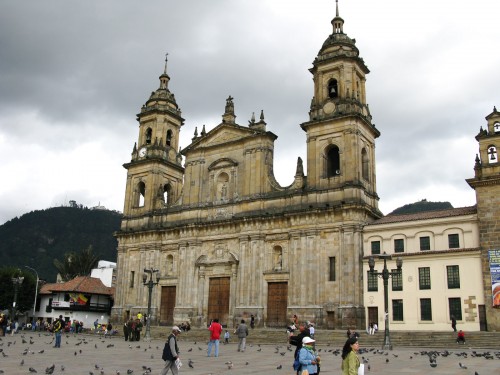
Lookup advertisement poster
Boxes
[489,249,500,307]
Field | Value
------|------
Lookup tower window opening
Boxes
[145,128,152,145]
[137,181,146,207]
[326,145,340,177]
[163,183,172,205]
[328,79,338,99]
[361,148,369,181]
[487,145,497,163]
[166,130,173,146]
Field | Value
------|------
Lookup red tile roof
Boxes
[367,206,477,225]
[40,276,114,296]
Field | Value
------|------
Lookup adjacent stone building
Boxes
[112,3,500,331]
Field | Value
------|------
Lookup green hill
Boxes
[388,199,453,215]
[0,206,121,282]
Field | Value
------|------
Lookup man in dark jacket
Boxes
[53,315,64,348]
[160,326,181,375]
[289,322,311,372]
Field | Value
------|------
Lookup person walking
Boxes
[299,337,320,375]
[53,315,64,348]
[451,315,457,332]
[235,319,248,352]
[341,336,360,375]
[160,326,182,375]
[207,319,223,357]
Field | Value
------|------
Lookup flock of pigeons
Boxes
[0,333,499,374]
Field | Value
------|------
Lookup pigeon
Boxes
[61,365,65,371]
[225,361,233,369]
[188,360,194,368]
[20,359,24,366]
[459,362,468,369]
[277,364,282,369]
[29,368,38,373]
[127,370,134,374]
[430,362,437,368]
[45,364,55,374]
[187,348,193,352]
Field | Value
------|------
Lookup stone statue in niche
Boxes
[273,249,283,271]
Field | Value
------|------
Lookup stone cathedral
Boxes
[111,4,384,329]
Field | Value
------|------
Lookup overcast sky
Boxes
[0,0,498,225]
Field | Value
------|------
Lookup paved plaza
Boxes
[0,331,499,374]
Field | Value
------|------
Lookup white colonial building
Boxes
[363,206,485,331]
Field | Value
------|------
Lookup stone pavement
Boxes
[0,331,499,374]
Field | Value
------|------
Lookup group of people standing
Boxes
[123,317,144,341]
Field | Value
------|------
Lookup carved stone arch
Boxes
[195,254,208,266]
[208,158,239,171]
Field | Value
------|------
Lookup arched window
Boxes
[361,148,369,180]
[326,145,340,177]
[145,128,152,145]
[328,79,338,99]
[163,183,172,205]
[137,181,146,207]
[166,130,173,146]
[487,145,497,163]
[217,172,230,200]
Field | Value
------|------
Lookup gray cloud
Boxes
[0,0,497,224]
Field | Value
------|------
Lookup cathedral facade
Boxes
[111,4,500,331]
[112,4,381,329]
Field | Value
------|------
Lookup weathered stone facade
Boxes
[112,5,382,329]
[467,108,500,331]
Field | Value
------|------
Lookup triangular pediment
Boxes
[183,123,264,153]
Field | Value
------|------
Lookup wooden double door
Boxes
[160,286,176,326]
[267,282,288,327]
[207,277,230,325]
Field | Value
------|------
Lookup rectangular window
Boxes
[392,299,404,321]
[367,271,378,292]
[391,269,403,291]
[371,241,381,255]
[130,271,135,288]
[419,236,430,251]
[448,234,460,249]
[448,297,462,320]
[328,257,336,281]
[420,298,432,321]
[447,265,460,289]
[394,239,404,253]
[418,267,431,290]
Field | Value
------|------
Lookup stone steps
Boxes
[148,327,500,349]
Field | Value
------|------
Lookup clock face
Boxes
[139,147,147,157]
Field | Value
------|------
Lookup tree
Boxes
[53,245,100,282]
[0,267,36,318]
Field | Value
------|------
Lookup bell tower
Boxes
[122,55,185,219]
[466,106,500,330]
[301,0,380,212]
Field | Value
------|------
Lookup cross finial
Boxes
[164,53,169,74]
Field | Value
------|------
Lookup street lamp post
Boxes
[11,271,25,321]
[368,252,403,350]
[142,268,159,341]
[24,266,39,321]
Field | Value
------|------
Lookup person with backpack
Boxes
[160,326,181,375]
[53,315,64,348]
